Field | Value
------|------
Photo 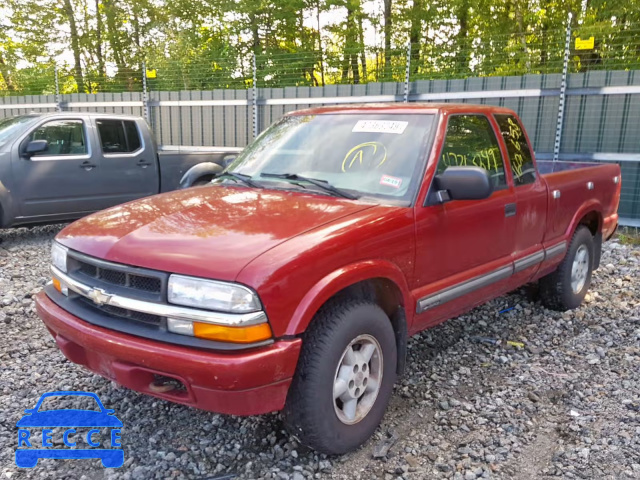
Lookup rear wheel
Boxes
[284,298,397,455]
[192,176,213,187]
[539,225,594,311]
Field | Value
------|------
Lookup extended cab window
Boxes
[27,120,87,156]
[97,119,142,153]
[494,114,536,186]
[437,115,506,189]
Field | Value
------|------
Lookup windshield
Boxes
[225,113,435,205]
[0,115,40,147]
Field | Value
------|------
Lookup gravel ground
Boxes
[0,225,638,480]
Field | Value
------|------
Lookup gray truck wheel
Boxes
[539,226,594,311]
[283,298,397,455]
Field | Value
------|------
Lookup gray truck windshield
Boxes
[226,113,435,205]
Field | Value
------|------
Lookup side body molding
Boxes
[416,241,567,313]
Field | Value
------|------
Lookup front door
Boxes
[15,118,105,218]
[94,118,159,208]
[412,113,517,329]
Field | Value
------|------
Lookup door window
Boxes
[494,114,536,186]
[437,115,507,189]
[28,120,87,156]
[97,119,142,153]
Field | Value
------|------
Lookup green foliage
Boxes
[1,0,640,95]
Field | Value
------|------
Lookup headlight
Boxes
[167,274,261,313]
[51,242,68,273]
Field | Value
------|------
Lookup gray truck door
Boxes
[94,118,159,204]
[16,118,106,218]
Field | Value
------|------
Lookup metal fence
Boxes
[1,18,640,226]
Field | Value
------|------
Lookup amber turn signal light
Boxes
[52,277,62,292]
[193,322,272,343]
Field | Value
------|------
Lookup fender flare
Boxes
[179,162,224,189]
[284,259,414,336]
[565,199,603,238]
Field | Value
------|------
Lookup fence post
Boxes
[142,61,150,124]
[403,40,411,103]
[54,66,61,112]
[554,12,573,162]
[252,53,258,139]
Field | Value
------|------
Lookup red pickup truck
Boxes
[36,104,621,454]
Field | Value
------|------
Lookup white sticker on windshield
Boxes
[352,120,408,135]
[380,175,403,189]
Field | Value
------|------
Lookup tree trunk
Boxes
[103,0,124,69]
[513,0,530,72]
[357,12,367,81]
[316,1,325,85]
[95,0,104,77]
[383,0,392,79]
[456,0,471,75]
[62,0,85,92]
[409,0,422,76]
[0,53,17,91]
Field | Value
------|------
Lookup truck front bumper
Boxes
[35,292,302,416]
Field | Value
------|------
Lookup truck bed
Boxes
[538,160,620,241]
[158,146,242,192]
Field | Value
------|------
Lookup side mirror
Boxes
[25,139,49,157]
[222,154,237,168]
[434,166,493,202]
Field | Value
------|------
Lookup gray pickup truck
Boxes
[0,112,240,228]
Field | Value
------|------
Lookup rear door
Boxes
[413,113,517,328]
[493,114,548,283]
[94,118,159,205]
[15,118,106,218]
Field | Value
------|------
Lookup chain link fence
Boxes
[1,19,640,226]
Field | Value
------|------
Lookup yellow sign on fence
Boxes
[146,69,157,79]
[575,37,595,50]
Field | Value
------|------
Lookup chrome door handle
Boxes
[505,203,517,217]
[80,161,97,171]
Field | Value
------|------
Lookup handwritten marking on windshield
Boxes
[342,142,388,172]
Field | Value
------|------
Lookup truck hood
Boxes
[57,186,375,281]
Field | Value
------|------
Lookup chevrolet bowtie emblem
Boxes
[87,287,112,306]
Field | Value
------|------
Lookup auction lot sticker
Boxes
[352,120,408,135]
[15,391,123,468]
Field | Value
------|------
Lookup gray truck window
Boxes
[97,119,141,153]
[494,114,536,186]
[28,120,87,156]
[437,115,507,189]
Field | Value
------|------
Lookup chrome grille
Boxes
[74,258,162,294]
[66,251,168,327]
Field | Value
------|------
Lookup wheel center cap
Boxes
[355,372,365,385]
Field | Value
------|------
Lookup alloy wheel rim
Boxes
[333,334,383,425]
[571,244,589,294]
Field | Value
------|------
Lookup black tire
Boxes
[283,298,397,455]
[539,225,594,311]
[192,177,213,187]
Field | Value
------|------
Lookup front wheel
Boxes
[539,225,594,311]
[284,298,397,455]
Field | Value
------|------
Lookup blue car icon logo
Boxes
[16,391,123,468]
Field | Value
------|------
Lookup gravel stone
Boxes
[0,226,638,479]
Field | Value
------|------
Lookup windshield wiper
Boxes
[260,173,358,200]
[217,172,262,189]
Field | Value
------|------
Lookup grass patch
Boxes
[616,227,640,246]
